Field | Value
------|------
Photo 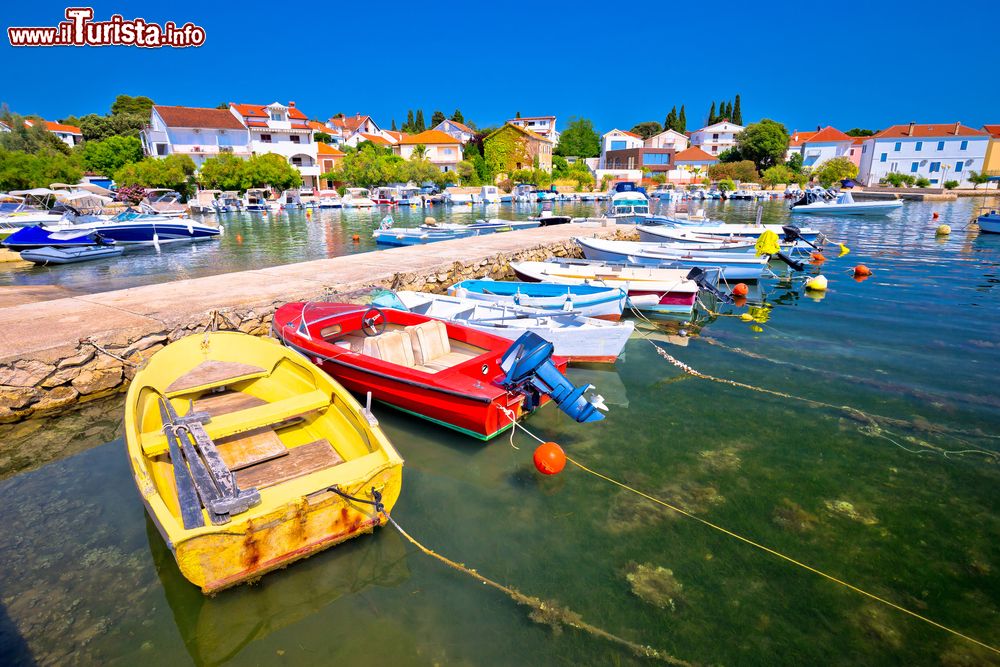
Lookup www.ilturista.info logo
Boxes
[7,7,206,48]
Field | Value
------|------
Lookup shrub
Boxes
[717,178,736,192]
[943,180,958,190]
[915,177,931,188]
[883,172,916,188]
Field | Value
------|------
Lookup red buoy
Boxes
[352,234,360,242]
[932,212,940,220]
[533,442,566,475]
[854,264,872,277]
[732,283,749,297]
[811,252,826,263]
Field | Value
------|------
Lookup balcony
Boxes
[172,144,251,156]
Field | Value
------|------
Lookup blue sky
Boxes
[2,0,997,135]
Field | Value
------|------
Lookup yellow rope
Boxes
[565,456,1000,656]
[385,516,692,665]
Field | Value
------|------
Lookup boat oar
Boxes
[158,398,205,529]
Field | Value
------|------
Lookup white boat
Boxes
[374,290,634,364]
[280,189,305,209]
[449,279,627,321]
[188,190,221,215]
[422,219,541,233]
[2,189,68,227]
[446,191,474,206]
[512,184,536,202]
[978,208,1000,234]
[638,223,822,242]
[342,188,376,208]
[142,189,187,217]
[790,189,903,215]
[637,228,777,250]
[20,243,124,265]
[317,190,343,208]
[575,237,770,281]
[244,189,279,212]
[399,188,423,207]
[480,185,501,205]
[607,183,651,224]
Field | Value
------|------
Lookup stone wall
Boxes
[0,231,633,424]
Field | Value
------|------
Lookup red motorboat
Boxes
[272,303,606,440]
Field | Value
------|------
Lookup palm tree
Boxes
[412,144,427,160]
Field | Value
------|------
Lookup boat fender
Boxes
[499,332,606,423]
[805,275,828,291]
[936,224,951,236]
[187,222,194,235]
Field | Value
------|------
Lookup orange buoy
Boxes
[235,233,243,244]
[732,283,749,297]
[352,234,360,242]
[533,442,566,475]
[854,264,872,277]
[932,212,940,220]
[811,252,826,263]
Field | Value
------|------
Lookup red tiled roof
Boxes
[359,133,391,146]
[621,130,642,139]
[983,124,1000,138]
[154,105,246,130]
[399,130,461,145]
[43,120,82,134]
[851,136,867,145]
[230,102,307,121]
[789,130,817,147]
[805,126,853,144]
[673,147,718,163]
[872,123,987,139]
[317,142,345,156]
[385,130,403,142]
[329,114,370,132]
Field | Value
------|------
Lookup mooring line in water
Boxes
[562,455,1000,656]
[384,515,692,666]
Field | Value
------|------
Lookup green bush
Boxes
[943,180,958,190]
[914,177,931,188]
[883,172,916,187]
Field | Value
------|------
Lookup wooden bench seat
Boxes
[165,360,268,397]
[236,439,344,489]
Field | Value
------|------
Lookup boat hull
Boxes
[450,280,626,321]
[791,201,902,215]
[4,220,221,249]
[977,213,1000,233]
[20,245,123,264]
[577,238,767,281]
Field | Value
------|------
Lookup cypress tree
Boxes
[391,118,397,131]
[665,106,677,132]
[431,110,446,127]
[707,102,716,126]
[725,100,733,120]
[415,109,425,132]
[515,111,521,118]
[405,110,414,133]
[733,95,742,125]
[678,105,686,132]
[451,109,464,124]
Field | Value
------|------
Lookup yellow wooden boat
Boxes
[125,331,403,594]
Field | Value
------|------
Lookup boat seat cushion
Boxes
[362,330,415,367]
[405,320,451,366]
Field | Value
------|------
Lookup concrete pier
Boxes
[0,223,633,423]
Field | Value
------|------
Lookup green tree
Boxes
[196,154,248,191]
[239,153,302,191]
[110,95,154,117]
[451,109,465,124]
[708,160,759,183]
[717,178,736,192]
[76,113,147,141]
[431,110,446,127]
[786,152,804,173]
[81,135,143,176]
[762,164,796,186]
[968,171,990,190]
[717,147,743,163]
[552,154,570,177]
[629,121,662,140]
[515,111,521,118]
[678,105,686,132]
[814,156,858,187]
[456,160,475,185]
[405,110,414,133]
[707,101,716,126]
[114,154,196,197]
[0,147,82,191]
[845,128,875,137]
[391,119,397,131]
[734,119,790,171]
[414,110,425,132]
[0,111,72,155]
[664,107,677,132]
[733,95,742,125]
[553,117,600,157]
[314,131,333,144]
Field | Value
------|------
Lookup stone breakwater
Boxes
[0,225,635,423]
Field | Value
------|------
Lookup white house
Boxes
[141,105,251,169]
[598,129,644,169]
[507,116,559,145]
[690,121,744,156]
[329,114,400,148]
[24,119,83,147]
[668,147,718,184]
[393,130,462,172]
[644,129,688,152]
[799,126,853,168]
[433,119,475,144]
[858,122,990,187]
[230,101,319,190]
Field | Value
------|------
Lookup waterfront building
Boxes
[689,120,744,156]
[506,115,559,145]
[668,147,718,183]
[141,105,251,169]
[857,122,989,187]
[599,129,674,175]
[433,119,476,145]
[317,142,345,189]
[848,136,866,167]
[644,129,688,152]
[24,119,83,147]
[229,101,319,190]
[393,130,463,173]
[330,114,400,147]
[483,123,554,173]
[799,126,854,168]
[786,129,817,161]
[309,120,344,147]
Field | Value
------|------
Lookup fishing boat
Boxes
[125,331,404,593]
[272,303,606,440]
[375,290,634,364]
[529,211,573,226]
[373,225,477,246]
[576,237,771,281]
[244,189,277,212]
[790,189,902,215]
[342,188,376,208]
[3,209,221,250]
[510,259,704,317]
[480,185,501,205]
[188,190,221,216]
[421,219,540,234]
[607,182,651,224]
[512,184,536,203]
[20,242,123,265]
[637,223,821,243]
[978,208,1000,233]
[449,279,627,321]
[372,187,402,206]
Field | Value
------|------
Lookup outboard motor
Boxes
[782,225,819,250]
[686,267,733,304]
[499,332,606,423]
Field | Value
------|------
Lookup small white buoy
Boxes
[805,275,828,291]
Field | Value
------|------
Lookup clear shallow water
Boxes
[2,197,1000,666]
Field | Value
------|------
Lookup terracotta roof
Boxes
[851,136,868,145]
[485,123,553,144]
[317,142,345,156]
[789,130,816,147]
[154,105,246,130]
[43,120,82,134]
[230,102,307,121]
[673,147,718,162]
[983,124,1000,138]
[805,126,853,144]
[329,114,370,132]
[359,133,391,146]
[385,130,403,142]
[399,130,461,145]
[872,123,987,139]
[621,130,642,139]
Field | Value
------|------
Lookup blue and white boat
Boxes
[576,237,770,281]
[607,182,651,224]
[638,223,821,243]
[977,208,1000,234]
[3,209,221,250]
[790,189,902,215]
[420,219,540,234]
[449,279,627,321]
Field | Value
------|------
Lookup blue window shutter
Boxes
[894,142,901,151]
[956,161,963,171]
[910,162,918,172]
[938,141,945,150]
[915,142,922,151]
[880,153,887,163]
[960,140,968,150]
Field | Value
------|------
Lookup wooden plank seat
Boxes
[216,427,288,470]
[236,439,344,489]
[142,389,330,457]
[165,360,268,397]
[193,390,267,418]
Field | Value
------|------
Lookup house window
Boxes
[270,111,282,121]
[894,142,901,151]
[862,145,867,153]
[930,162,941,173]
[627,156,635,169]
[880,153,887,163]
[937,141,945,150]
[156,144,167,156]
[643,153,670,165]
[441,147,453,155]
[915,141,922,151]
[610,140,626,150]
[291,156,302,166]
[910,162,918,173]
[712,133,719,140]
[960,140,968,150]
[956,161,964,171]
[290,135,300,144]
[261,134,272,143]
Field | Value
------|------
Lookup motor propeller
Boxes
[686,267,734,304]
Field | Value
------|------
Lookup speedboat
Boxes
[575,237,771,281]
[143,189,188,217]
[373,226,477,246]
[244,189,278,212]
[342,188,376,208]
[978,208,1000,234]
[790,189,902,215]
[1,189,68,227]
[398,188,423,207]
[607,182,651,224]
[638,223,821,243]
[271,302,606,440]
[480,185,501,205]
[125,330,404,593]
[449,279,627,321]
[317,190,343,208]
[512,184,536,203]
[373,187,401,206]
[3,208,221,249]
[374,290,634,364]
[188,190,221,215]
